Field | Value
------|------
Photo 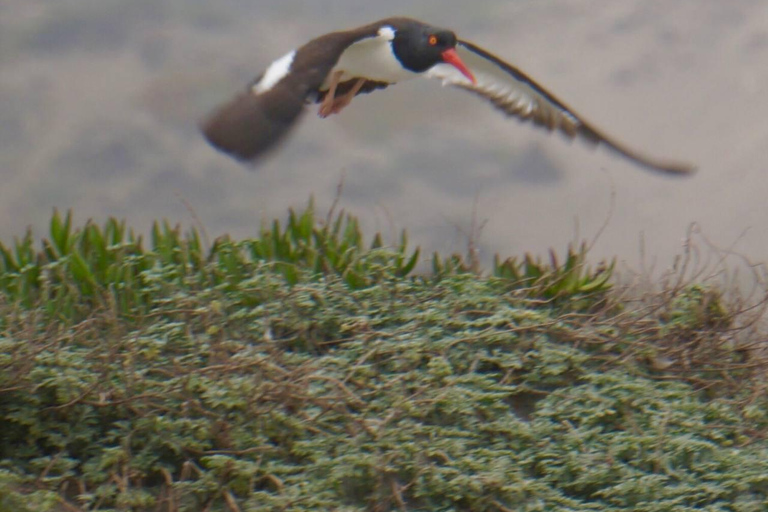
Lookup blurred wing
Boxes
[426,40,695,175]
[201,31,368,163]
[201,81,308,163]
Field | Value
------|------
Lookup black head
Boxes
[391,22,458,72]
[389,21,475,83]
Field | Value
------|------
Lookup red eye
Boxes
[428,35,438,46]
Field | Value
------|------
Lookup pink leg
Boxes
[318,71,344,118]
[328,78,366,115]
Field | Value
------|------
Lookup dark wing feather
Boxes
[201,82,307,162]
[427,40,695,175]
[201,29,377,162]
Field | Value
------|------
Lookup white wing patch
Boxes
[252,50,296,94]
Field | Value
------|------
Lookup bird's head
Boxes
[390,23,476,83]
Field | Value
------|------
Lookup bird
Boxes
[201,17,694,175]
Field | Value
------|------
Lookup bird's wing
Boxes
[426,40,695,175]
[200,80,308,163]
[201,30,372,163]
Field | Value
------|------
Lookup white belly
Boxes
[322,27,417,88]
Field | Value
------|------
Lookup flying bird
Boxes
[201,17,694,174]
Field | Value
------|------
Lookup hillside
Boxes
[1,205,767,511]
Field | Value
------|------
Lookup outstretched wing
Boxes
[201,75,308,162]
[201,30,373,163]
[426,40,695,175]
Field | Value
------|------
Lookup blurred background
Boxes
[2,0,767,274]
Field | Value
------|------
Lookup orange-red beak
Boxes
[441,48,476,84]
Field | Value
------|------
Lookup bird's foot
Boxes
[329,96,353,114]
[318,101,336,118]
[318,71,344,118]
[318,77,366,118]
[318,95,352,117]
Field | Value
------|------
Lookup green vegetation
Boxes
[0,202,611,319]
[0,203,766,511]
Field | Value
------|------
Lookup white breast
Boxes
[323,26,416,88]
